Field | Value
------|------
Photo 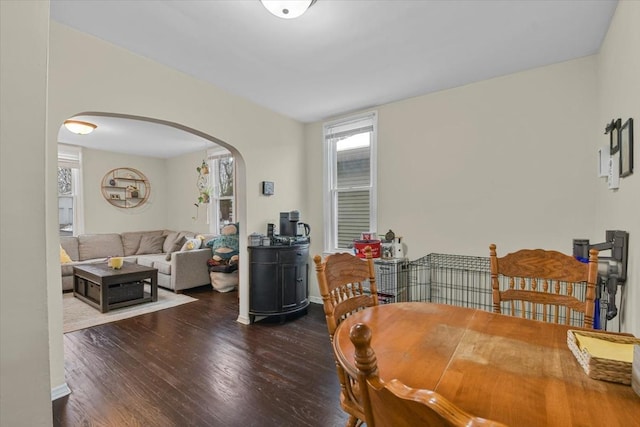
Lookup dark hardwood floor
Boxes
[53,286,349,427]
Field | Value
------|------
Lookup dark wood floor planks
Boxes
[53,287,349,427]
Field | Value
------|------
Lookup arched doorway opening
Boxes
[55,111,248,321]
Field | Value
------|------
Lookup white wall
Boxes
[46,22,306,396]
[166,149,213,232]
[0,1,53,426]
[81,148,168,233]
[306,56,598,297]
[594,0,640,335]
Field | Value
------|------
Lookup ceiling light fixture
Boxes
[260,0,316,19]
[64,120,97,135]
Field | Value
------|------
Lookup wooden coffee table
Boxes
[73,262,158,313]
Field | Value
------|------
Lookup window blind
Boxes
[325,112,376,250]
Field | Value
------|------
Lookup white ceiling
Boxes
[51,0,617,157]
[58,115,216,159]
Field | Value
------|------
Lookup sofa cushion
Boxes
[136,234,166,255]
[121,230,164,256]
[60,236,79,261]
[153,259,172,275]
[137,254,171,275]
[78,234,123,261]
[137,256,155,268]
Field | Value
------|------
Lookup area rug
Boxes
[63,288,196,333]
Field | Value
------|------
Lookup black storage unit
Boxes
[248,243,309,323]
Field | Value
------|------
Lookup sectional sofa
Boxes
[60,230,215,293]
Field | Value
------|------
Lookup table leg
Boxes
[150,271,158,302]
[100,280,108,313]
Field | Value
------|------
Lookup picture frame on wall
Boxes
[619,118,634,178]
[609,118,621,154]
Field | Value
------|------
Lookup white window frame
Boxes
[323,111,378,253]
[58,144,84,236]
[207,149,235,234]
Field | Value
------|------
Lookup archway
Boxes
[54,111,249,323]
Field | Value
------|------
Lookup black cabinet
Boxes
[248,244,309,323]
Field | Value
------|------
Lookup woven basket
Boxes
[567,329,640,385]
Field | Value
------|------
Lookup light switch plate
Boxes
[608,154,620,189]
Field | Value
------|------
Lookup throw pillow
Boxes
[60,245,72,263]
[136,234,166,255]
[181,238,202,252]
[164,236,187,261]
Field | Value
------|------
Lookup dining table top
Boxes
[332,302,639,427]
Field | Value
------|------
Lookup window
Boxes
[208,151,235,233]
[323,112,377,252]
[58,145,84,236]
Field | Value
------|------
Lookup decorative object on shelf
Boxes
[101,167,150,208]
[64,119,97,135]
[620,118,634,178]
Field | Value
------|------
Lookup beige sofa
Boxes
[60,230,215,293]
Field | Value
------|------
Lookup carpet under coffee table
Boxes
[73,262,158,313]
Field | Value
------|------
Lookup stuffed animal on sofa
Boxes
[205,223,239,292]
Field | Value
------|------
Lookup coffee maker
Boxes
[279,210,300,237]
[275,210,310,245]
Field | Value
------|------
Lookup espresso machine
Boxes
[273,210,310,245]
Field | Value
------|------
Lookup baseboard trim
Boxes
[51,383,71,401]
[236,314,250,325]
[309,296,322,305]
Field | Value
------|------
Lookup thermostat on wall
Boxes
[262,181,274,196]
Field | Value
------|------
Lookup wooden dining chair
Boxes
[489,243,599,328]
[348,322,507,427]
[314,247,378,427]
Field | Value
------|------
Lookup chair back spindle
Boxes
[489,244,598,328]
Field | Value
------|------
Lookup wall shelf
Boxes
[101,167,150,209]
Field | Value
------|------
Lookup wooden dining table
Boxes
[332,302,639,426]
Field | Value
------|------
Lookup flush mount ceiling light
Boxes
[260,0,316,19]
[64,120,97,135]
